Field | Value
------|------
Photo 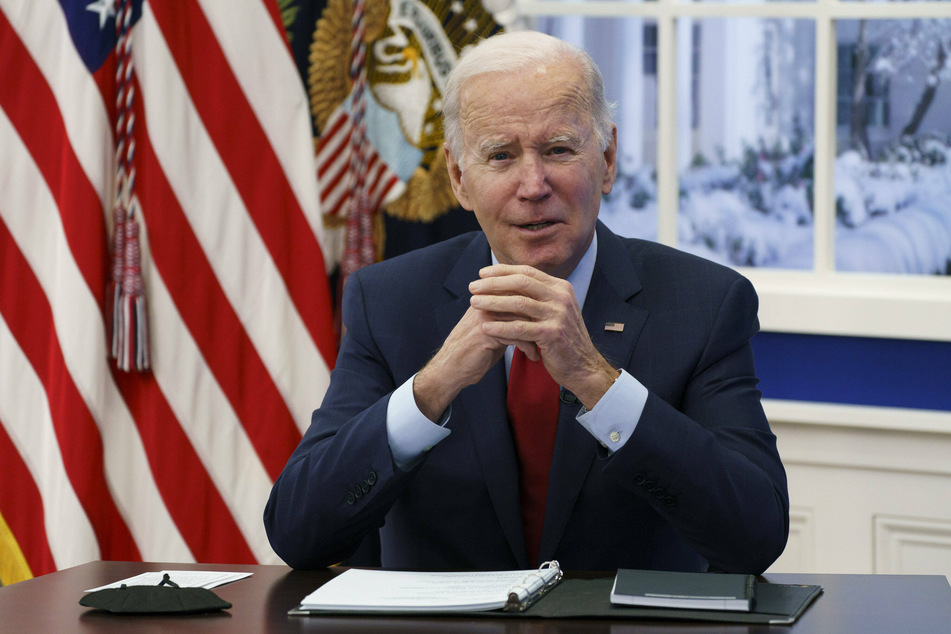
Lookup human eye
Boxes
[546,144,577,160]
[546,136,579,157]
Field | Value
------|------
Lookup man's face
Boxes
[445,62,617,279]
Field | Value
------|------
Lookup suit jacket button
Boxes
[663,496,676,506]
[360,480,370,493]
[643,481,656,492]
[366,471,377,486]
[652,488,666,498]
[353,487,363,499]
[633,473,646,485]
[346,492,356,505]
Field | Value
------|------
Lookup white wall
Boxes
[764,400,951,582]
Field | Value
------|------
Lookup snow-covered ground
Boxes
[599,140,951,275]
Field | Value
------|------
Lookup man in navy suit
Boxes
[264,31,788,574]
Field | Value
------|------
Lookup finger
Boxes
[468,300,525,324]
[513,340,540,361]
[482,318,543,343]
[477,263,543,280]
[470,293,548,321]
[469,267,574,302]
[485,333,541,362]
[469,275,535,298]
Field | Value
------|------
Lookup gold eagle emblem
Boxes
[309,0,502,225]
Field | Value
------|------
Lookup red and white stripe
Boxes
[0,0,336,580]
[316,106,404,223]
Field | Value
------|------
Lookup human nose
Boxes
[515,155,551,201]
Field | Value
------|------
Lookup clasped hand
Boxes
[413,264,617,421]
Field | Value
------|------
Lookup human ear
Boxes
[601,125,618,196]
[445,144,473,210]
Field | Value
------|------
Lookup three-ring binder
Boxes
[503,560,563,612]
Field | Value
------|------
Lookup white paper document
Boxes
[298,564,562,613]
[85,570,251,593]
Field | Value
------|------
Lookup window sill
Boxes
[742,268,951,343]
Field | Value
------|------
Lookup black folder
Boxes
[507,577,822,625]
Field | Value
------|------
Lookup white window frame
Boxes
[516,0,951,343]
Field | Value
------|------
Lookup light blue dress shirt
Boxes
[385,234,649,470]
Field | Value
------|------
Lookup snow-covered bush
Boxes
[678,133,815,268]
[836,136,951,274]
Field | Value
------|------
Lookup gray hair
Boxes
[442,30,615,169]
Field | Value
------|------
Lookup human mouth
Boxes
[518,221,554,231]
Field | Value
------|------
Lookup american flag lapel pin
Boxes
[604,322,625,332]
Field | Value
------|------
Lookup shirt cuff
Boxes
[575,370,647,453]
[386,374,452,471]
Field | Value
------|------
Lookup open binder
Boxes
[290,561,563,615]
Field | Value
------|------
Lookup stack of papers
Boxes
[296,564,562,613]
[85,570,251,592]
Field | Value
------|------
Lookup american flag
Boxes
[0,0,336,582]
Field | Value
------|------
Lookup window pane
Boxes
[535,17,660,242]
[835,19,951,275]
[678,18,816,269]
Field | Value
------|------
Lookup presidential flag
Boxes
[0,0,336,584]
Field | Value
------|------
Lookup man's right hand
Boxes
[412,305,508,422]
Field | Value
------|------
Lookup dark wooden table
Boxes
[1,561,950,633]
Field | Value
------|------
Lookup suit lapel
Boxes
[435,234,529,566]
[539,223,649,562]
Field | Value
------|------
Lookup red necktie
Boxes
[506,347,560,567]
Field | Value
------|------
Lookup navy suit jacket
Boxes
[264,222,789,573]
